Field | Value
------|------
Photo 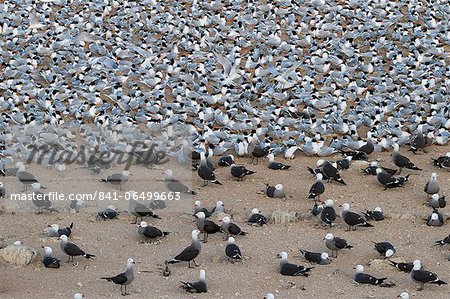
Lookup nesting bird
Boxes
[277,251,313,277]
[246,208,267,226]
[180,269,207,293]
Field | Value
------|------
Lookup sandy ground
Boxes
[1,145,449,299]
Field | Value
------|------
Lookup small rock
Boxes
[76,282,83,287]
[350,160,369,171]
[0,244,37,266]
[269,210,299,224]
[234,292,241,296]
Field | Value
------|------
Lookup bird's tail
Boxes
[163,232,170,236]
[306,167,315,174]
[46,207,59,213]
[434,239,445,246]
[406,166,422,171]
[69,222,74,229]
[84,253,95,259]
[301,267,314,276]
[246,170,256,175]
[388,260,398,267]
[345,245,354,249]
[150,212,161,219]
[431,280,447,285]
[336,178,347,185]
[376,277,387,285]
[213,180,222,185]
[361,222,374,227]
[101,277,114,281]
[167,259,180,264]
[100,179,107,182]
[239,231,247,236]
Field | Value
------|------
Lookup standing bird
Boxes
[410,260,447,291]
[128,197,160,224]
[138,221,169,241]
[320,199,337,227]
[42,246,60,268]
[277,251,313,276]
[180,269,207,293]
[0,182,5,198]
[100,171,131,190]
[319,160,346,185]
[163,169,197,195]
[59,235,95,262]
[323,233,353,258]
[16,162,41,191]
[168,230,202,268]
[251,142,269,165]
[225,237,242,261]
[308,173,325,201]
[353,265,387,285]
[299,249,331,265]
[265,183,285,198]
[195,212,221,242]
[267,153,291,170]
[246,208,267,226]
[409,124,426,154]
[101,258,135,296]
[197,151,222,186]
[363,207,385,221]
[424,173,439,196]
[219,216,246,238]
[373,241,396,258]
[31,183,58,214]
[391,143,422,174]
[230,164,256,180]
[341,203,374,231]
[218,154,235,166]
[376,168,410,189]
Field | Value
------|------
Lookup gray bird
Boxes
[180,269,207,293]
[59,235,95,262]
[426,194,446,209]
[265,183,285,198]
[168,230,202,268]
[42,246,60,268]
[424,172,439,196]
[0,182,5,198]
[127,193,160,224]
[323,233,353,257]
[100,171,131,190]
[411,260,446,291]
[101,258,135,296]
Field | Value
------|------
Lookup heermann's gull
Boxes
[195,212,221,242]
[353,265,387,285]
[220,216,246,238]
[73,293,84,299]
[59,235,95,262]
[376,168,410,190]
[218,154,235,166]
[426,210,444,226]
[398,292,409,299]
[299,249,330,265]
[341,203,374,231]
[308,173,325,201]
[101,258,135,296]
[320,199,336,227]
[225,237,242,261]
[392,143,422,174]
[128,196,160,224]
[266,153,291,170]
[16,162,41,191]
[97,205,118,220]
[138,221,169,240]
[230,164,256,180]
[323,233,353,258]
[0,182,5,198]
[211,200,225,213]
[266,183,285,198]
[250,140,269,165]
[43,222,73,237]
[434,234,450,246]
[389,261,414,273]
[246,208,267,226]
[426,194,446,209]
[319,160,346,185]
[193,200,212,218]
[168,229,202,268]
[42,246,60,268]
[363,161,397,176]
[343,132,374,160]
[197,151,222,186]
[264,293,275,299]
[411,260,447,291]
[69,199,83,213]
[100,171,131,190]
[336,156,352,170]
[277,251,313,276]
[163,169,197,195]
[372,241,396,258]
[363,207,385,221]
[424,172,439,196]
[180,269,207,293]
[31,183,58,213]
[432,152,450,170]
[408,124,426,154]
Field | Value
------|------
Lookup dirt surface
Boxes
[1,145,449,299]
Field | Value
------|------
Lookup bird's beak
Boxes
[129,173,133,176]
[338,205,343,207]
[322,237,326,240]
[276,253,281,258]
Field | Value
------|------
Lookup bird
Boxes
[97,205,118,220]
[389,260,414,273]
[265,183,285,198]
[59,235,95,262]
[410,260,447,291]
[197,151,222,186]
[100,170,131,190]
[341,203,374,231]
[138,221,169,241]
[319,160,346,185]
[310,202,324,217]
[264,293,275,299]
[225,237,242,261]
[180,269,207,293]
[323,233,353,258]
[267,153,291,170]
[167,229,202,268]
[0,182,5,198]
[230,164,256,180]
[42,246,60,268]
[376,168,410,190]
[246,208,267,226]
[299,249,331,265]
[43,222,73,237]
[218,154,235,166]
[308,173,325,201]
[101,258,135,296]
[391,143,422,174]
[426,210,444,227]
[219,216,246,238]
[163,169,197,194]
[277,251,313,276]
[250,141,269,165]
[128,196,160,224]
[398,292,409,299]
[426,194,446,209]
[193,200,212,218]
[434,234,450,246]
[409,124,426,154]
[363,161,397,176]
[342,132,374,160]
[211,200,225,214]
[195,212,221,242]
[16,162,41,191]
[320,199,337,227]
[336,156,352,170]
[424,172,439,196]
[73,293,84,299]
[363,207,385,221]
[31,183,58,214]
[372,241,396,258]
[353,264,387,285]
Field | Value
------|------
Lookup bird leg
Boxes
[203,233,208,243]
[346,225,351,231]
[192,259,199,267]
[398,168,402,175]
